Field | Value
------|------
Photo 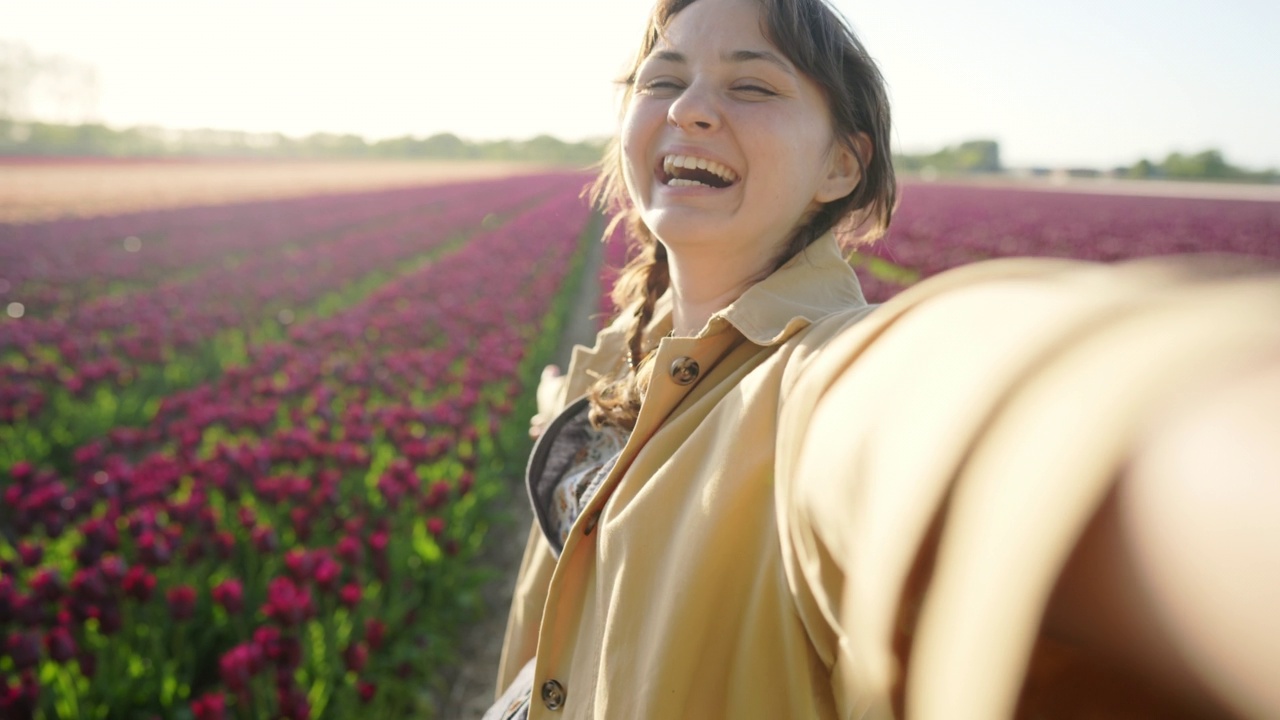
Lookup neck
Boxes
[666,243,772,336]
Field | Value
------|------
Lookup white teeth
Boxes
[661,154,738,184]
[668,178,711,187]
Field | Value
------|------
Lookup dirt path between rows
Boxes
[433,228,605,719]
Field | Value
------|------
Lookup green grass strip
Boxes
[847,250,921,285]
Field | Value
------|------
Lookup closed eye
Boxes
[733,84,778,97]
[639,79,685,94]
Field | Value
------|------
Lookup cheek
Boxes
[621,105,654,154]
[620,105,660,201]
[619,140,645,208]
[775,103,837,163]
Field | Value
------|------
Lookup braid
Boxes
[627,242,669,370]
[588,226,670,431]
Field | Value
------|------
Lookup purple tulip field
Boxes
[0,172,595,719]
[594,183,1278,312]
[2,172,1278,719]
[852,183,1280,302]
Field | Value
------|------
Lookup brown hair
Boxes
[588,0,896,431]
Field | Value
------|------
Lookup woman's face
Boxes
[621,0,855,264]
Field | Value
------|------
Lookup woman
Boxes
[487,0,1280,717]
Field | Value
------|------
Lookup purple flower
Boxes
[219,643,263,694]
[214,531,236,560]
[339,583,361,609]
[342,642,368,673]
[136,530,171,567]
[99,555,128,583]
[312,554,341,592]
[368,530,389,556]
[166,585,197,621]
[290,507,313,542]
[251,525,277,553]
[336,535,362,565]
[6,632,41,670]
[427,517,446,538]
[30,567,65,603]
[70,566,110,604]
[262,577,313,627]
[78,648,97,678]
[191,691,227,720]
[364,619,386,651]
[16,541,43,567]
[283,548,314,583]
[44,627,76,663]
[276,681,311,720]
[211,579,244,614]
[123,567,156,602]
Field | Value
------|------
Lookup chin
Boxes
[643,209,739,250]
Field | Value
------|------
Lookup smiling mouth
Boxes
[660,154,739,189]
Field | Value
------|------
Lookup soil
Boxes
[902,173,1280,202]
[430,229,605,720]
[0,159,557,223]
[9,160,1272,226]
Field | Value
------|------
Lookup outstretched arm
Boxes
[1048,354,1280,718]
[780,256,1280,719]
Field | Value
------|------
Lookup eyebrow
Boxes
[648,49,797,77]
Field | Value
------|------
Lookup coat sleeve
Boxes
[775,256,1280,719]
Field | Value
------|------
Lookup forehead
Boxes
[654,0,775,54]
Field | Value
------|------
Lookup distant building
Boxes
[1052,167,1103,180]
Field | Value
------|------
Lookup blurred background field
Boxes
[0,159,553,224]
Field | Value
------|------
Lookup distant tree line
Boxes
[0,118,1007,176]
[0,118,606,165]
[3,115,1275,185]
[1121,149,1277,184]
[894,139,1276,184]
[895,139,1003,174]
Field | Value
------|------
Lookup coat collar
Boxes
[706,232,868,346]
[562,233,867,403]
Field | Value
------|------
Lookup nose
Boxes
[666,84,719,131]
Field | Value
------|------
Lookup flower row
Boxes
[0,176,583,485]
[855,183,1280,301]
[0,178,550,318]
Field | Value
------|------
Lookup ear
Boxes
[815,131,871,203]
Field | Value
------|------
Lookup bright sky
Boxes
[6,0,1279,169]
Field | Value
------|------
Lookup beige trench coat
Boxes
[496,234,1280,719]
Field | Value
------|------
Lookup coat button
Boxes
[669,356,700,385]
[541,679,567,711]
